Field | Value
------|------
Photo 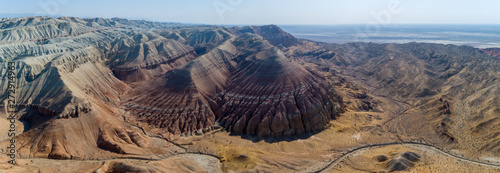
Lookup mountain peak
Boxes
[233,25,299,47]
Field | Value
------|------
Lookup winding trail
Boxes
[309,142,500,173]
[20,152,222,173]
[315,70,500,172]
[21,152,220,163]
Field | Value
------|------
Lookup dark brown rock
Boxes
[376,155,389,162]
[385,152,420,171]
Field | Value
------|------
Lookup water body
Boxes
[280,25,500,48]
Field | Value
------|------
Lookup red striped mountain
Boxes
[122,33,342,137]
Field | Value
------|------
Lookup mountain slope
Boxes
[289,41,500,157]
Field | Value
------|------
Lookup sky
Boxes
[1,0,500,25]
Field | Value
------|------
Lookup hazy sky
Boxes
[1,0,499,25]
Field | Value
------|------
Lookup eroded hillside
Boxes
[0,17,498,173]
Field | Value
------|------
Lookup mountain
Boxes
[232,25,300,47]
[480,48,500,59]
[0,16,342,167]
[0,17,498,172]
[288,41,500,156]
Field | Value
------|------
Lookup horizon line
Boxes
[2,15,500,26]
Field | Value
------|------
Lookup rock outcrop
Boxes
[385,152,421,171]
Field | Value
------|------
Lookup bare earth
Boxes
[0,17,498,172]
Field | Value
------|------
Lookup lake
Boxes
[280,25,500,48]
